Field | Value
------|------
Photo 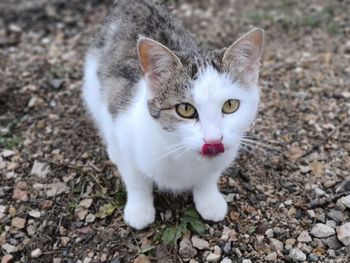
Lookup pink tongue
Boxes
[202,143,225,156]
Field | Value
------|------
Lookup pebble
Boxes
[83,258,92,263]
[53,258,62,263]
[191,236,209,250]
[297,231,312,243]
[46,182,69,197]
[321,235,343,250]
[222,242,231,255]
[31,160,50,178]
[79,198,93,208]
[338,196,350,208]
[29,210,41,218]
[206,253,221,262]
[1,243,17,253]
[308,253,319,262]
[221,226,237,241]
[265,228,274,238]
[310,223,335,238]
[316,213,326,223]
[50,78,65,89]
[1,254,13,263]
[85,213,96,223]
[264,252,277,262]
[336,222,350,246]
[179,238,197,258]
[220,258,232,263]
[327,209,343,223]
[242,260,252,263]
[269,238,283,251]
[326,220,337,229]
[288,248,306,261]
[31,248,42,258]
[327,249,336,257]
[11,217,26,229]
[133,254,151,263]
[0,205,7,213]
[307,210,316,218]
[12,181,28,202]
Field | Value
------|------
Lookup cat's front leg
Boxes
[122,173,155,230]
[193,175,228,222]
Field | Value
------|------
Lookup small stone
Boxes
[308,253,319,262]
[46,182,69,197]
[297,231,312,243]
[0,205,7,214]
[134,254,151,263]
[31,248,42,258]
[189,260,198,263]
[100,254,108,262]
[288,248,306,261]
[310,161,325,177]
[338,195,350,208]
[31,160,50,178]
[316,212,326,223]
[321,235,343,250]
[85,213,96,223]
[307,210,316,218]
[284,200,292,206]
[269,238,283,251]
[220,258,232,263]
[179,238,197,258]
[327,209,343,223]
[328,249,336,257]
[1,254,13,263]
[222,242,231,255]
[29,210,41,218]
[310,223,335,238]
[76,209,88,220]
[265,229,274,238]
[12,181,28,201]
[336,222,350,246]
[1,150,15,158]
[191,236,209,250]
[53,258,62,263]
[221,226,237,241]
[242,260,252,263]
[79,198,93,208]
[326,220,337,229]
[11,217,26,229]
[50,79,65,89]
[255,223,269,235]
[206,253,221,262]
[83,257,92,263]
[2,244,17,253]
[264,252,277,262]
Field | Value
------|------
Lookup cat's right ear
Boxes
[137,36,182,89]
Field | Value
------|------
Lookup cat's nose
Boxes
[202,140,225,157]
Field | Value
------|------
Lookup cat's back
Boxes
[88,0,197,115]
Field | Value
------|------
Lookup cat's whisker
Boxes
[240,138,280,151]
[154,144,187,162]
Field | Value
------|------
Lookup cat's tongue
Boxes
[202,143,225,157]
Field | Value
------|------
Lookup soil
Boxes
[0,0,349,262]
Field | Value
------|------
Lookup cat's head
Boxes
[137,28,264,157]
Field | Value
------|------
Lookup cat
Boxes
[83,0,264,229]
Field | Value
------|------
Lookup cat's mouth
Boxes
[201,143,225,157]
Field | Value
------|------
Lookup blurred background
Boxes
[0,0,349,262]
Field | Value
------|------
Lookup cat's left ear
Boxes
[223,28,264,86]
[137,36,182,89]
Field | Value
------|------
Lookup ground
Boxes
[0,0,350,262]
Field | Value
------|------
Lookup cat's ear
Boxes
[137,36,182,87]
[223,28,264,85]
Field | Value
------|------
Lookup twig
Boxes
[301,116,350,159]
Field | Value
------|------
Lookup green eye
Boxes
[175,103,198,119]
[222,99,240,114]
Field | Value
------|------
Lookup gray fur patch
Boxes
[89,0,238,130]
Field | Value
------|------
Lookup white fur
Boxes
[83,54,260,229]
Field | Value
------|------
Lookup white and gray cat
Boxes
[83,0,264,229]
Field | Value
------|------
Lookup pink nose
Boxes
[202,143,225,156]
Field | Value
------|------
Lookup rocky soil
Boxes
[1,0,350,262]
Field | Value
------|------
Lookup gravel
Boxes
[0,0,349,262]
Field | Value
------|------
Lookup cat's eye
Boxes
[222,99,240,114]
[175,103,198,119]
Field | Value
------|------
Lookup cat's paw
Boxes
[194,194,228,222]
[124,203,155,230]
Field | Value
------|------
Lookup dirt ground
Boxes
[1,0,350,262]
